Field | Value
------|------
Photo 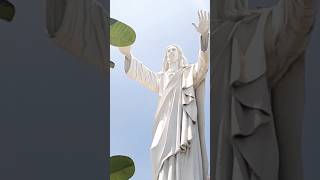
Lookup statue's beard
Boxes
[168,58,178,64]
[166,58,181,72]
[168,55,182,64]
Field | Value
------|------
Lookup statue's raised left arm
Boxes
[193,33,210,86]
[192,10,210,85]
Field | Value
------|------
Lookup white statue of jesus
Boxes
[118,10,210,180]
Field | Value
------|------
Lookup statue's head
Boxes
[162,44,188,72]
[166,45,179,63]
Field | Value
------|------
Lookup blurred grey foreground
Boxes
[211,0,317,180]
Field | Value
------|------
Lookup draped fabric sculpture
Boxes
[211,0,316,180]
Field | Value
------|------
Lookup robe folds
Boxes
[46,0,108,69]
[211,0,316,180]
[124,50,209,180]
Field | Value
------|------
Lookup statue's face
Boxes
[166,45,179,63]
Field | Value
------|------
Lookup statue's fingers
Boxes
[200,10,204,20]
[201,10,205,20]
[197,10,201,21]
[202,10,205,20]
[192,23,198,30]
[203,11,208,21]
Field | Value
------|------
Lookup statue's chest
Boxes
[164,70,183,87]
[159,70,183,96]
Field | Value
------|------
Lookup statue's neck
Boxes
[168,62,179,73]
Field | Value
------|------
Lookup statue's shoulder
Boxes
[181,64,195,76]
[183,64,193,69]
[180,65,193,74]
[156,71,165,78]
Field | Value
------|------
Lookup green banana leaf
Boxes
[110,18,136,47]
[0,0,15,22]
[110,155,135,180]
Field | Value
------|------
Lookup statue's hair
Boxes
[161,44,189,72]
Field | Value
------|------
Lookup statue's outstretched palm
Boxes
[192,10,210,35]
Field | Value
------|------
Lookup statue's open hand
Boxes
[119,46,131,58]
[192,10,210,35]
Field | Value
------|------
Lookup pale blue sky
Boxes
[110,0,210,179]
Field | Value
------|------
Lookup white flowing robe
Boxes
[124,50,209,180]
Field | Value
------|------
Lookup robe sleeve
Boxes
[271,0,315,38]
[124,56,160,93]
[193,34,210,86]
[267,0,316,83]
